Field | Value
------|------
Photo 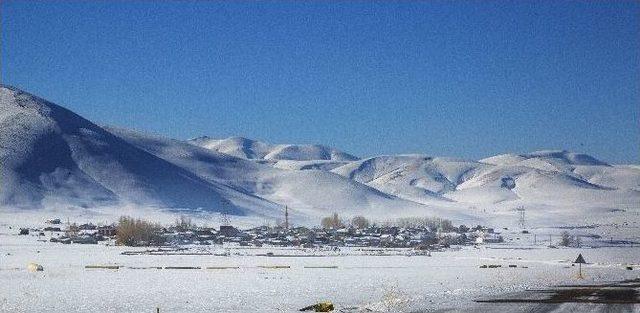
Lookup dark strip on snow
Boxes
[475,279,640,304]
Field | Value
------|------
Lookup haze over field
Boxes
[2,85,638,230]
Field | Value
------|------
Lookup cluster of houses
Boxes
[23,218,503,249]
[236,224,505,249]
[18,219,118,245]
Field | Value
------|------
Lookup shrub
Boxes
[116,216,165,246]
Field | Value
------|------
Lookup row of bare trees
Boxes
[560,231,582,247]
[320,213,370,229]
[384,216,454,231]
[319,213,453,231]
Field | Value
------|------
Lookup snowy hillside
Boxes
[1,85,638,228]
[330,152,639,210]
[108,127,454,223]
[271,159,349,171]
[480,151,609,167]
[331,155,482,204]
[189,136,359,161]
[0,85,274,216]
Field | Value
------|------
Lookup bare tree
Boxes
[321,213,344,229]
[574,235,582,248]
[351,215,370,229]
[560,231,572,247]
[175,215,194,231]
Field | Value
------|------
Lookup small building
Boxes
[79,223,97,230]
[219,225,239,237]
[475,232,504,244]
[97,225,117,237]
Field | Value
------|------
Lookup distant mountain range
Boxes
[189,136,358,162]
[1,85,638,227]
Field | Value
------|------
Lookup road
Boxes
[431,279,640,313]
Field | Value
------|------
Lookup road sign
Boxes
[573,253,586,279]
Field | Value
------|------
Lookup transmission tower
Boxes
[516,206,526,229]
[219,199,231,226]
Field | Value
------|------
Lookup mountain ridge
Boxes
[189,135,359,162]
[1,85,638,227]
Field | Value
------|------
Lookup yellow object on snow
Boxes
[299,301,334,312]
[27,263,43,272]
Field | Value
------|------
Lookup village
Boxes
[16,213,506,252]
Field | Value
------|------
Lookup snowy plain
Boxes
[1,224,639,313]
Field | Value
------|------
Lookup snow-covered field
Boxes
[2,226,638,312]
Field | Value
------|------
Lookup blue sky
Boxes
[2,1,638,163]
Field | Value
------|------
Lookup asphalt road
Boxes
[432,279,640,313]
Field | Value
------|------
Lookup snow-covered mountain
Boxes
[0,85,444,223]
[0,85,280,217]
[189,136,359,161]
[330,152,639,209]
[1,85,638,227]
[107,127,447,222]
[331,155,484,204]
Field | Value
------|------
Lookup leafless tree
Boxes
[321,213,344,229]
[351,215,370,229]
[175,215,194,231]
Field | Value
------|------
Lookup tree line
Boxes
[320,213,454,231]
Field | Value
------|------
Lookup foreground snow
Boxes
[1,226,638,312]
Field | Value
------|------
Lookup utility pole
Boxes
[220,199,231,226]
[284,206,289,230]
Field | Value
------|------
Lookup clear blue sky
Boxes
[2,1,638,163]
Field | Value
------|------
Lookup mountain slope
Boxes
[331,155,483,205]
[1,85,638,228]
[331,153,640,210]
[0,85,272,215]
[190,136,359,161]
[481,151,609,167]
[108,127,463,222]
